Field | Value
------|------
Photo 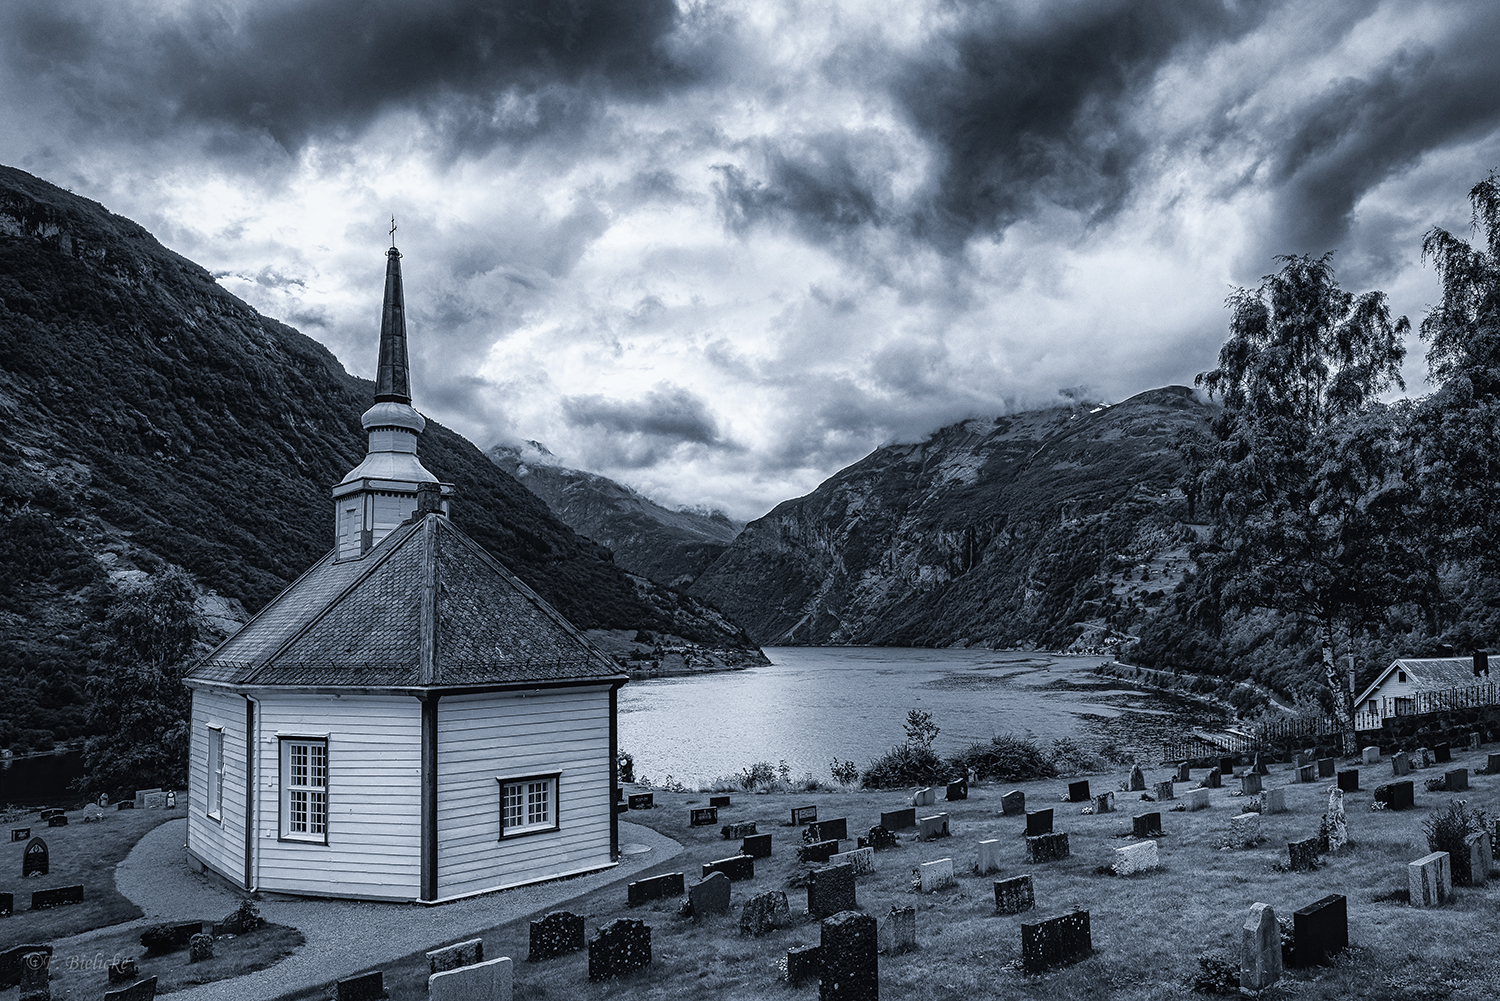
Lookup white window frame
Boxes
[496,773,560,840]
[206,725,224,822]
[279,736,329,844]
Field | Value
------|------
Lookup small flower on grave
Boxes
[1081,806,1093,815]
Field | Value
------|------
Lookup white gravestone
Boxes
[1184,788,1209,811]
[829,847,875,877]
[1240,902,1282,992]
[1225,813,1261,848]
[1326,787,1348,852]
[1113,840,1159,875]
[429,956,513,1001]
[1409,851,1451,907]
[976,839,1003,875]
[918,858,955,893]
[1361,746,1380,765]
[1263,788,1286,814]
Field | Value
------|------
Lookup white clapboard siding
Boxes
[187,689,249,886]
[254,694,422,900]
[436,687,613,898]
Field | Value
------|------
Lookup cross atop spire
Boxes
[374,234,411,405]
[390,215,398,249]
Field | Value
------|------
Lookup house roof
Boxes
[187,513,626,690]
[1354,657,1485,707]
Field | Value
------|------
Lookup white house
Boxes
[1352,654,1491,723]
[183,242,627,903]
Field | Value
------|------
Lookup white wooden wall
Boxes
[436,687,613,898]
[187,689,249,886]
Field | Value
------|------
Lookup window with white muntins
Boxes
[497,774,560,839]
[206,726,224,821]
[280,738,328,843]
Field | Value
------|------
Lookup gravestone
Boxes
[689,871,732,918]
[628,793,654,810]
[1408,852,1450,906]
[912,787,936,807]
[1416,747,1433,768]
[10,828,27,842]
[1026,832,1070,863]
[1337,769,1359,793]
[807,863,856,918]
[1317,757,1335,778]
[1128,764,1145,791]
[862,826,897,851]
[30,885,83,910]
[1434,742,1452,763]
[702,855,755,881]
[917,857,955,892]
[977,839,1003,875]
[1240,773,1262,796]
[994,874,1035,914]
[808,818,848,842]
[1177,761,1191,782]
[429,957,511,1001]
[1020,910,1092,974]
[0,893,10,917]
[1392,753,1411,777]
[1361,746,1380,765]
[46,814,67,827]
[739,890,790,936]
[1469,732,1482,751]
[1292,894,1347,968]
[627,872,684,906]
[528,911,586,961]
[116,801,134,811]
[792,806,818,826]
[1326,787,1348,852]
[819,910,877,1001]
[1,946,51,994]
[830,847,875,877]
[880,808,916,830]
[1204,768,1222,789]
[189,933,214,963]
[722,822,758,840]
[107,959,138,984]
[1092,792,1114,815]
[141,922,204,955]
[1114,840,1159,875]
[710,795,732,808]
[1297,764,1316,783]
[142,791,166,810]
[946,778,968,801]
[786,945,821,986]
[18,950,47,1001]
[1068,780,1090,803]
[1220,756,1235,776]
[426,938,483,976]
[1025,808,1054,836]
[1465,831,1492,887]
[1132,812,1162,838]
[22,838,47,877]
[103,977,158,1001]
[1288,837,1318,872]
[1155,780,1175,801]
[1489,752,1500,774]
[917,813,950,839]
[1264,788,1287,814]
[1183,789,1209,811]
[1241,903,1282,992]
[798,840,840,865]
[165,792,176,808]
[880,905,916,955]
[1374,781,1414,811]
[1252,752,1269,776]
[1225,813,1261,848]
[588,919,652,981]
[1001,790,1025,815]
[36,808,59,821]
[333,971,386,1001]
[690,807,718,827]
[743,833,772,858]
[1445,768,1469,792]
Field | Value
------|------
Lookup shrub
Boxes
[740,761,777,790]
[861,744,949,788]
[1185,954,1240,994]
[903,709,939,749]
[948,734,1057,783]
[830,758,860,787]
[1424,799,1490,885]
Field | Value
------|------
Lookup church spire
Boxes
[374,224,412,404]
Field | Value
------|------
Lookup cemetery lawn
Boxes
[276,750,1500,1001]
[0,806,184,950]
[41,921,303,997]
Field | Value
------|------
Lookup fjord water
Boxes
[618,647,1226,787]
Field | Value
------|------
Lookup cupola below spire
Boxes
[331,237,454,560]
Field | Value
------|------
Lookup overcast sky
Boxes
[5,0,1500,520]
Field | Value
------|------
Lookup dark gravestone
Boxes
[740,890,790,936]
[702,855,755,881]
[0,945,51,991]
[1177,761,1191,782]
[1446,768,1469,792]
[141,922,205,954]
[1205,768,1222,789]
[722,822,758,840]
[108,958,139,984]
[528,911,586,961]
[22,838,48,877]
[588,918,652,981]
[743,833,773,858]
[17,951,48,1000]
[31,884,83,909]
[1337,770,1359,793]
[786,945,822,986]
[862,826,897,851]
[189,933,214,963]
[1252,752,1269,775]
[0,892,10,917]
[1434,742,1452,763]
[1219,756,1235,776]
[1288,837,1319,872]
[1067,780,1091,803]
[880,808,916,830]
[1026,833,1070,863]
[1021,910,1092,974]
[1317,757,1335,778]
[1000,790,1025,815]
[38,809,61,821]
[10,828,28,842]
[1132,812,1162,838]
[690,807,718,827]
[1026,809,1054,836]
[946,779,968,801]
[807,863,857,918]
[1292,894,1347,968]
[689,871,732,919]
[1374,781,1414,811]
[798,840,840,864]
[819,910,877,1001]
[104,977,159,1001]
[710,795,732,808]
[627,872,685,906]
[46,815,67,827]
[792,806,818,826]
[117,800,135,810]
[333,971,387,1001]
[808,818,849,843]
[628,793,654,810]
[994,874,1035,914]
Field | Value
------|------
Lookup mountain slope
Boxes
[488,441,742,586]
[690,387,1212,647]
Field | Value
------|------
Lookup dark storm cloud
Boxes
[6,0,690,151]
[712,135,886,242]
[560,384,729,467]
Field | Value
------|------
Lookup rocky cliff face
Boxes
[488,441,742,586]
[690,387,1212,648]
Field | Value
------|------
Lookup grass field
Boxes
[277,743,1500,1001]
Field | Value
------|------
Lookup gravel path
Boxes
[48,819,682,1000]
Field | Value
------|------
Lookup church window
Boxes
[280,737,328,843]
[497,773,560,839]
[206,726,224,822]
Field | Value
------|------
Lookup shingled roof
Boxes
[188,513,625,690]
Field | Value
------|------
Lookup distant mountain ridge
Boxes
[488,441,742,586]
[689,387,1212,648]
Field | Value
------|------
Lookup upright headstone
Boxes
[1316,757,1335,778]
[994,874,1035,914]
[819,910,877,1001]
[1361,746,1379,765]
[1113,840,1159,875]
[917,814,950,839]
[1204,768,1222,789]
[1297,764,1316,783]
[689,872,733,919]
[1128,764,1145,791]
[0,893,11,917]
[722,822,757,840]
[1177,761,1191,782]
[107,959,138,985]
[1068,780,1091,803]
[1225,813,1261,848]
[142,791,166,810]
[807,863,856,918]
[786,945,821,987]
[18,951,47,1001]
[946,779,968,801]
[792,806,818,826]
[1408,852,1450,907]
[528,911,585,961]
[103,977,158,1001]
[1337,769,1359,793]
[1240,773,1262,796]
[880,905,917,955]
[740,891,790,936]
[1325,787,1348,852]
[1374,781,1414,811]
[917,858,955,893]
[710,795,732,808]
[912,787,936,807]
[189,933,214,963]
[862,826,897,851]
[1469,732,1481,752]
[690,807,718,827]
[1292,894,1347,968]
[1020,910,1092,974]
[1434,742,1452,763]
[1252,752,1269,776]
[1219,756,1235,776]
[829,847,875,877]
[1288,837,1318,872]
[45,815,66,827]
[1155,780,1175,801]
[1184,788,1209,811]
[1026,833,1070,863]
[1416,747,1433,768]
[1465,831,1492,887]
[702,855,754,881]
[627,873,684,906]
[1025,809,1054,836]
[1445,768,1469,792]
[1241,903,1282,992]
[743,833,772,858]
[333,971,386,1001]
[1132,812,1162,838]
[427,939,483,976]
[976,839,1003,875]
[588,919,652,981]
[30,885,83,910]
[628,793,654,810]
[798,840,840,865]
[21,838,47,877]
[1000,790,1025,815]
[428,957,512,1001]
[1488,752,1500,775]
[1264,788,1286,814]
[808,818,848,842]
[1092,792,1114,815]
[9,828,28,843]
[880,808,916,831]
